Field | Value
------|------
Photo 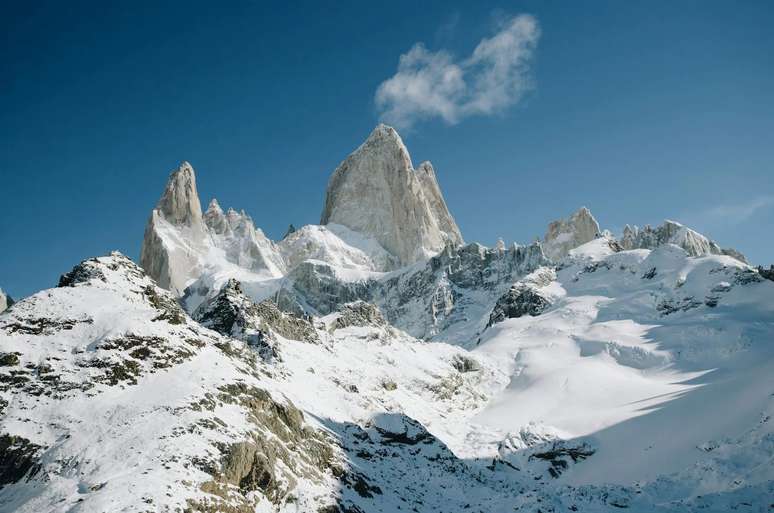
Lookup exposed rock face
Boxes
[140,162,208,295]
[487,286,551,327]
[194,383,336,511]
[282,224,297,239]
[332,301,387,330]
[620,220,747,262]
[0,289,12,314]
[193,278,319,350]
[416,161,462,247]
[486,266,555,328]
[543,207,600,261]
[284,261,373,316]
[320,124,463,266]
[193,278,256,337]
[757,265,774,282]
[157,161,205,228]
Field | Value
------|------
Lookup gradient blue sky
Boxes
[2,1,773,298]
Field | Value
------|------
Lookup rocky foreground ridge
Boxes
[1,124,772,513]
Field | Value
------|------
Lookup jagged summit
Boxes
[157,161,204,228]
[541,208,747,264]
[621,219,747,262]
[320,124,463,267]
[543,207,601,261]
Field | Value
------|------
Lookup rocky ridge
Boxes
[621,220,747,262]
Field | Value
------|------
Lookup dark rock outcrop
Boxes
[333,301,387,330]
[757,265,774,282]
[194,279,319,353]
[487,285,551,327]
[0,434,43,487]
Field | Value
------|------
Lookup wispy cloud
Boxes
[684,195,774,228]
[375,14,540,130]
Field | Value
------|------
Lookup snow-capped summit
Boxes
[543,207,601,261]
[621,219,747,262]
[320,124,463,267]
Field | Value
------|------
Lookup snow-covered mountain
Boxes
[2,124,772,512]
[621,219,748,262]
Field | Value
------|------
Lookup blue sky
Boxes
[1,1,773,298]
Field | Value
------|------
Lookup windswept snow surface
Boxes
[473,242,774,495]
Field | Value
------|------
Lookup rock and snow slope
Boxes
[2,124,772,512]
[0,254,343,513]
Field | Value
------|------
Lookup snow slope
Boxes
[474,241,774,496]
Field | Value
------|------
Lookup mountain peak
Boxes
[320,125,462,266]
[141,162,208,294]
[206,198,223,215]
[157,161,204,228]
[543,207,601,261]
[369,122,403,142]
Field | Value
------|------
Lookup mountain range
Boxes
[1,125,772,513]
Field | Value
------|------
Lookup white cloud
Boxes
[683,195,774,231]
[375,15,540,129]
[701,196,774,225]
